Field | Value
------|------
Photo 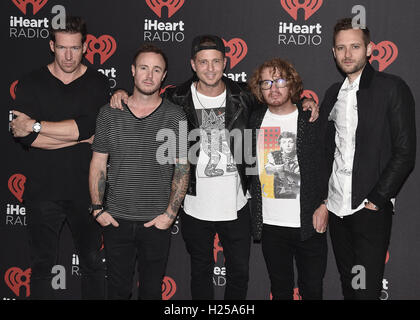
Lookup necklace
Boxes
[194,82,226,110]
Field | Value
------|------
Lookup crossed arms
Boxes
[11,110,93,149]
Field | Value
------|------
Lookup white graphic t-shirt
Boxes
[257,109,301,227]
[183,84,248,221]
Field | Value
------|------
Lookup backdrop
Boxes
[1,0,419,300]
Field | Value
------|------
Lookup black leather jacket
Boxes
[163,76,257,196]
[320,63,416,209]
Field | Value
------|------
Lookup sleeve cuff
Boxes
[367,190,388,209]
[18,131,38,147]
[75,116,94,141]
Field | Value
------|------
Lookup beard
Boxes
[197,75,223,89]
[134,83,160,96]
[57,59,82,74]
[266,91,291,108]
[337,58,366,76]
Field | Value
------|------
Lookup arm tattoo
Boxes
[168,160,190,217]
[98,170,106,202]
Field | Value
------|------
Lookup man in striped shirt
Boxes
[89,44,189,299]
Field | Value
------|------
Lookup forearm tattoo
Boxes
[168,160,190,217]
[98,170,106,202]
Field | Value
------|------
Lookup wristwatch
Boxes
[89,204,104,214]
[32,120,42,133]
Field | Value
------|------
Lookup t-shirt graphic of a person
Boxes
[264,131,300,199]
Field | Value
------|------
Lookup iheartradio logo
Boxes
[10,80,18,100]
[8,173,26,203]
[85,34,117,65]
[11,0,48,15]
[162,276,176,300]
[4,267,31,297]
[280,0,323,21]
[369,41,398,71]
[301,89,319,105]
[213,233,224,263]
[223,38,248,69]
[145,0,185,18]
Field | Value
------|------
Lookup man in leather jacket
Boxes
[320,18,416,300]
[163,37,253,299]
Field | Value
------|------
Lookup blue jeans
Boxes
[180,203,251,300]
[103,218,171,300]
[26,200,106,300]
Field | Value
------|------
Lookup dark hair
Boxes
[191,34,225,59]
[49,16,87,43]
[278,131,296,143]
[132,43,168,71]
[249,58,303,104]
[333,18,370,47]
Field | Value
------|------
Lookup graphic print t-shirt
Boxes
[257,109,301,227]
[182,84,248,221]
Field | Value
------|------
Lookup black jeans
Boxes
[180,203,251,300]
[26,200,106,300]
[103,218,171,300]
[261,224,327,300]
[329,204,393,300]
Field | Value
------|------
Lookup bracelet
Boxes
[164,211,177,220]
[94,209,105,220]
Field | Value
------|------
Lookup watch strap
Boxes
[89,204,104,213]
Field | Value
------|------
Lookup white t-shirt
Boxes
[257,108,301,227]
[183,84,248,221]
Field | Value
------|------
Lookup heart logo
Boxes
[280,0,323,21]
[223,38,248,69]
[85,34,117,65]
[4,267,31,297]
[160,84,175,95]
[145,0,185,18]
[301,89,319,105]
[162,276,176,300]
[11,0,48,15]
[8,174,26,203]
[213,233,225,263]
[369,41,398,71]
[10,80,19,100]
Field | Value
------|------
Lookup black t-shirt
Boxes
[14,66,110,201]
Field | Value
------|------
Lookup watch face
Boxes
[33,122,41,133]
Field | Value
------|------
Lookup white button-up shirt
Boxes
[327,74,367,217]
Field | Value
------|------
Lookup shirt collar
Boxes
[341,73,362,92]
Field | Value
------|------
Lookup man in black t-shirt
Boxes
[10,16,109,300]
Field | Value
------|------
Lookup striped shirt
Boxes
[92,99,187,221]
